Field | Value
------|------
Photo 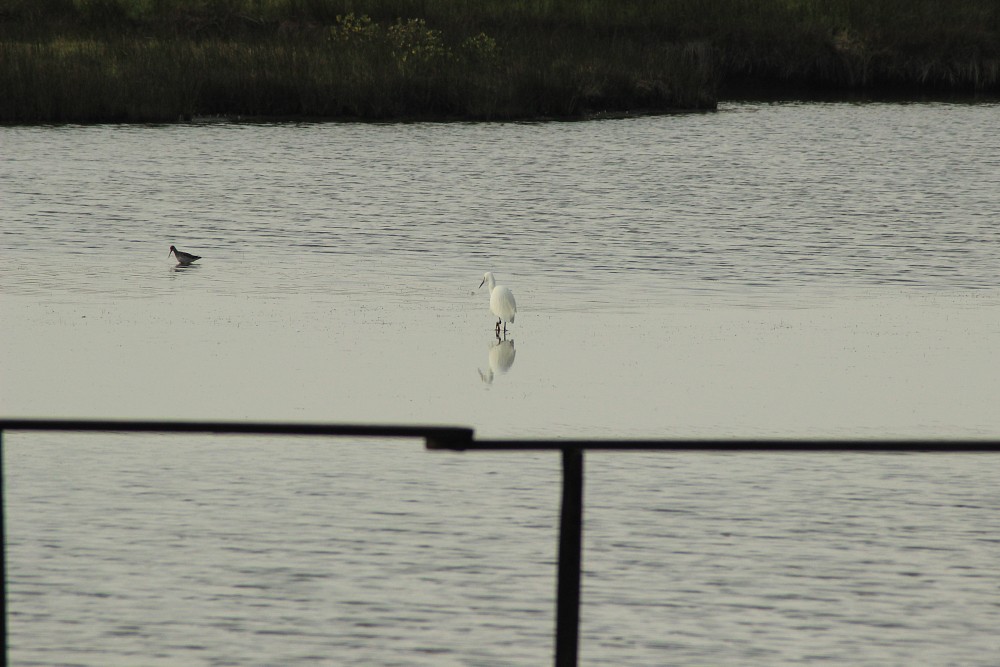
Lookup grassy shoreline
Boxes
[1,0,997,123]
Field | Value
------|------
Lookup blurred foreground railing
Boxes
[2,419,1000,667]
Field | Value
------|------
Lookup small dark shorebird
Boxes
[168,245,201,265]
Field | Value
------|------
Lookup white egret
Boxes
[479,271,516,338]
[169,245,201,265]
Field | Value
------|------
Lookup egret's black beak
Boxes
[479,278,485,288]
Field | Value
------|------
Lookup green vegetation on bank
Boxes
[1,0,997,123]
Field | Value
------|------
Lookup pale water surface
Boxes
[2,102,1000,665]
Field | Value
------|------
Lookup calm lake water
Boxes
[2,102,1000,665]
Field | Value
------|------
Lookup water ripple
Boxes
[2,103,999,304]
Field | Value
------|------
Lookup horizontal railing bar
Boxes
[431,439,1000,452]
[0,418,474,449]
[4,423,995,452]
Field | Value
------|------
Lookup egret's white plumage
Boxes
[479,271,516,338]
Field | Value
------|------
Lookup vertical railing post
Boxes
[555,446,584,667]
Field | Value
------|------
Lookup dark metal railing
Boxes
[2,419,999,667]
[429,437,1000,666]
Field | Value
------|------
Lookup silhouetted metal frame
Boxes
[426,438,1000,667]
[2,420,999,667]
[0,418,473,663]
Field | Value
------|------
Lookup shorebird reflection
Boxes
[479,338,516,384]
[170,262,201,273]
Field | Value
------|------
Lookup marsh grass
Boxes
[1,0,996,122]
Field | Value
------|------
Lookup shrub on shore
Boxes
[0,0,996,123]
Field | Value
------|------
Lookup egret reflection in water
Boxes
[478,338,516,384]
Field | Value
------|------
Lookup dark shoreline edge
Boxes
[2,1,997,125]
[5,93,998,128]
